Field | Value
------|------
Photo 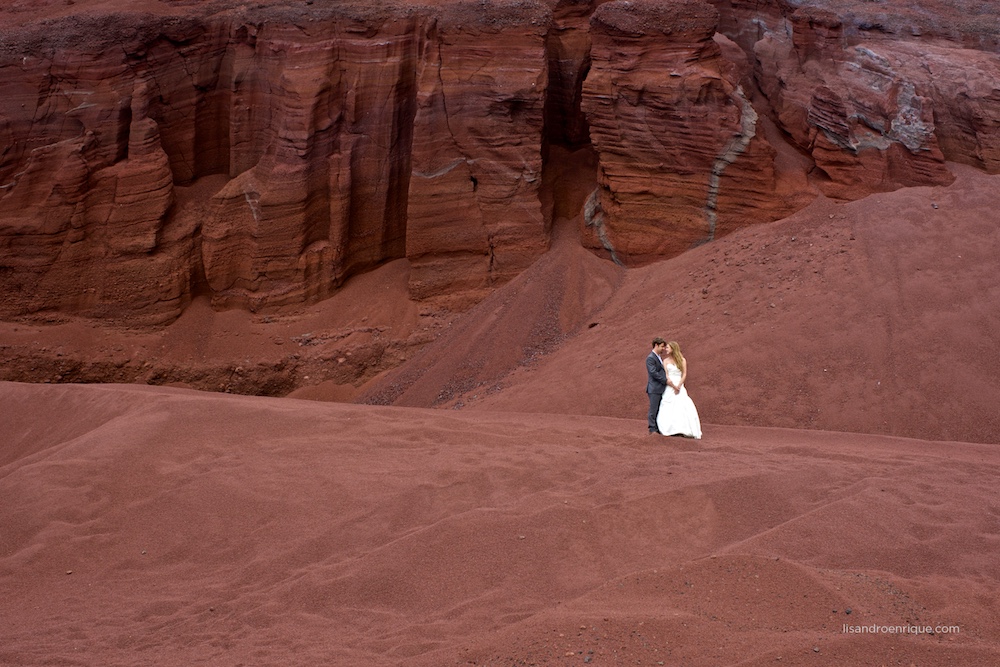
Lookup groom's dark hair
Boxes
[652,337,666,347]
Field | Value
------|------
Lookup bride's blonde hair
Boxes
[666,341,685,369]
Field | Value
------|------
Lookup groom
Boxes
[646,337,668,434]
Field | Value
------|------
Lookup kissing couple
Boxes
[646,337,702,439]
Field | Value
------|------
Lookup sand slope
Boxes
[1,381,998,666]
[363,163,1000,445]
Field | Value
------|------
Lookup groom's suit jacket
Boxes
[646,351,668,395]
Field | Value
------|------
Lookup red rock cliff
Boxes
[581,0,804,263]
[1,0,998,323]
[0,1,550,323]
[711,0,1000,197]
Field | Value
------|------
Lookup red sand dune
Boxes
[2,381,999,666]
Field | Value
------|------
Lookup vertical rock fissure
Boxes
[539,4,597,233]
[541,27,593,151]
[385,42,418,263]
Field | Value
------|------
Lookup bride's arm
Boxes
[679,359,688,388]
[665,356,679,393]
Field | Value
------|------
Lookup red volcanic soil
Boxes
[3,4,1000,667]
[2,381,999,667]
[3,143,1000,666]
[7,159,999,444]
[361,161,1000,445]
[2,160,1000,665]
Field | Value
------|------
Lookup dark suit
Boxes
[646,350,667,433]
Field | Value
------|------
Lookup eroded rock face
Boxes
[581,0,804,262]
[1,0,999,325]
[405,6,549,308]
[713,0,1000,198]
[201,15,424,312]
[0,40,190,325]
[0,1,550,322]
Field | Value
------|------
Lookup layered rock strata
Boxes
[712,0,1000,197]
[0,2,550,323]
[1,0,999,326]
[581,0,801,262]
[405,9,549,306]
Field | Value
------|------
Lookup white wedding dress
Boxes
[656,362,702,439]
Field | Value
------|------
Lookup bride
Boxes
[656,341,702,439]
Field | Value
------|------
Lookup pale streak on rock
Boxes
[412,157,469,180]
[706,85,757,242]
[581,0,795,263]
[583,188,621,266]
[243,190,262,224]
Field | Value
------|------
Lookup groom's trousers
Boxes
[648,391,663,433]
